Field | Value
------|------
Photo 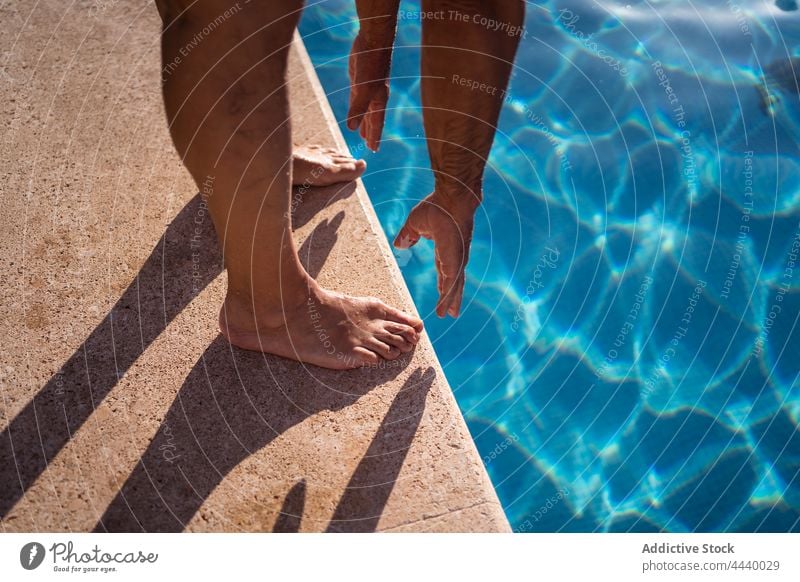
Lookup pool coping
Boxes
[0,1,509,532]
[290,33,511,532]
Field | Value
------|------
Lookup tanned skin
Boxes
[156,0,423,369]
[348,0,524,317]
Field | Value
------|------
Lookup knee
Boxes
[155,0,190,26]
[168,0,304,27]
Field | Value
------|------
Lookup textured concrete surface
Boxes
[0,1,509,533]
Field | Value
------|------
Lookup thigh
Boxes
[156,0,304,31]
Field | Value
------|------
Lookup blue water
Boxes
[300,0,800,532]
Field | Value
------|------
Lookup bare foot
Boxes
[219,279,423,370]
[292,145,366,187]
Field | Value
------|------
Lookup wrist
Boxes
[431,185,482,220]
[434,178,482,210]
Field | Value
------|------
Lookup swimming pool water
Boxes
[299,0,800,532]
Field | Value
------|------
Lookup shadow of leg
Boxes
[94,336,408,532]
[272,479,307,533]
[326,367,435,533]
[297,210,345,279]
[291,182,355,230]
[0,196,221,519]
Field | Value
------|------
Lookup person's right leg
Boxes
[157,0,422,369]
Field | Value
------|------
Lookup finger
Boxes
[434,257,451,318]
[436,279,450,317]
[393,220,421,249]
[347,37,373,131]
[435,252,444,301]
[446,230,470,317]
[347,47,372,131]
[366,99,387,152]
[434,234,466,317]
[347,86,372,131]
[435,271,459,317]
[437,270,464,318]
[447,272,466,317]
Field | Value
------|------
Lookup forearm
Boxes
[355,0,400,49]
[420,0,524,206]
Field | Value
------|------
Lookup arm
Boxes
[347,0,401,151]
[394,0,524,317]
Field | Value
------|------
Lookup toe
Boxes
[335,158,366,178]
[351,346,381,367]
[383,322,420,345]
[376,329,413,353]
[371,301,424,332]
[335,161,358,173]
[366,337,402,360]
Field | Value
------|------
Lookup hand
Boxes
[393,192,477,318]
[347,31,392,152]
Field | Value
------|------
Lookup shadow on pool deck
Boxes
[0,11,508,531]
[325,367,434,532]
[93,350,432,531]
[0,195,219,519]
[1,180,389,526]
[273,479,307,533]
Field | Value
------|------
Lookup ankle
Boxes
[221,273,317,331]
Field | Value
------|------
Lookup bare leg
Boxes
[157,0,422,369]
[395,0,524,317]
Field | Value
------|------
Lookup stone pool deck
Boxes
[0,2,509,532]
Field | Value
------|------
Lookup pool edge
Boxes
[291,33,511,533]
